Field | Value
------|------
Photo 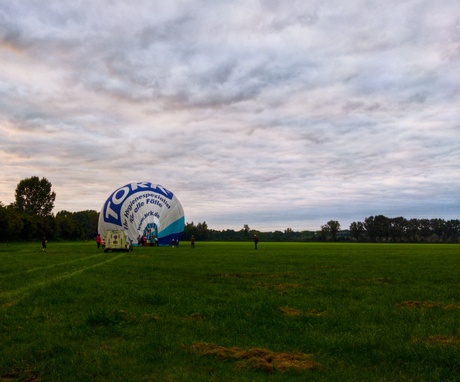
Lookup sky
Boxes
[1,0,459,232]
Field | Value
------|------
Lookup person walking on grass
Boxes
[191,235,195,248]
[254,234,259,250]
[42,237,47,252]
[96,234,102,249]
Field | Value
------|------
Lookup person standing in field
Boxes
[254,234,259,250]
[191,235,195,248]
[96,234,102,249]
[41,237,47,252]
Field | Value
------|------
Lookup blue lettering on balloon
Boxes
[102,182,174,226]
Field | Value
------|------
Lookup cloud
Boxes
[0,0,459,231]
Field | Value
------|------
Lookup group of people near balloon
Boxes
[95,233,178,248]
[98,182,185,249]
[137,234,159,247]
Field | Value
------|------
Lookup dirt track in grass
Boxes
[186,342,322,373]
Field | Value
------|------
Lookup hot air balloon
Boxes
[98,182,184,246]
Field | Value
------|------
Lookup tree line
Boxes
[0,176,99,242]
[1,176,459,243]
[183,217,460,243]
[348,215,460,243]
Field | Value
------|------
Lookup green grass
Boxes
[0,241,459,381]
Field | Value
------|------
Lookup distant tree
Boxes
[349,221,365,241]
[39,215,57,240]
[0,203,23,241]
[182,221,197,240]
[321,220,341,241]
[19,214,38,240]
[374,215,390,242]
[419,219,432,242]
[389,217,407,242]
[183,221,209,241]
[300,230,317,241]
[72,210,99,239]
[430,218,446,242]
[271,230,284,241]
[406,219,420,242]
[445,219,460,243]
[56,211,84,240]
[243,224,250,236]
[218,229,239,241]
[364,216,377,242]
[284,227,294,241]
[14,176,56,217]
[196,221,209,241]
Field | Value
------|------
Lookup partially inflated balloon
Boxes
[98,182,184,246]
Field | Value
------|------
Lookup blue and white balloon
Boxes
[98,181,184,246]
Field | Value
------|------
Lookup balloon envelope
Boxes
[98,182,184,246]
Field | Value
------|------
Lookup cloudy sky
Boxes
[1,1,459,231]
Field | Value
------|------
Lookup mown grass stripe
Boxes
[0,253,125,307]
[0,253,107,279]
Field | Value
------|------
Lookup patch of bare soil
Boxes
[366,277,394,284]
[275,282,304,290]
[206,272,266,279]
[279,306,327,317]
[268,272,299,278]
[1,372,40,381]
[414,334,460,348]
[186,342,322,373]
[183,312,205,321]
[341,277,394,284]
[252,282,305,294]
[396,301,460,310]
[141,313,160,321]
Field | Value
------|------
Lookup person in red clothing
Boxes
[254,235,259,250]
[96,234,102,249]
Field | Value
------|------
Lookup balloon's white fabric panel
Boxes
[98,182,184,245]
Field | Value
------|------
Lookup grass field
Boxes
[0,241,459,381]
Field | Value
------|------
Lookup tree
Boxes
[182,221,197,241]
[243,224,250,238]
[14,176,56,216]
[389,217,407,242]
[322,220,341,241]
[0,203,23,241]
[445,219,460,243]
[406,219,420,242]
[19,214,38,240]
[430,218,446,242]
[271,230,284,241]
[72,210,99,239]
[196,221,209,241]
[419,219,432,242]
[364,216,377,242]
[374,215,390,242]
[56,211,84,240]
[284,227,295,241]
[349,221,365,241]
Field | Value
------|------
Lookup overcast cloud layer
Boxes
[1,0,459,231]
